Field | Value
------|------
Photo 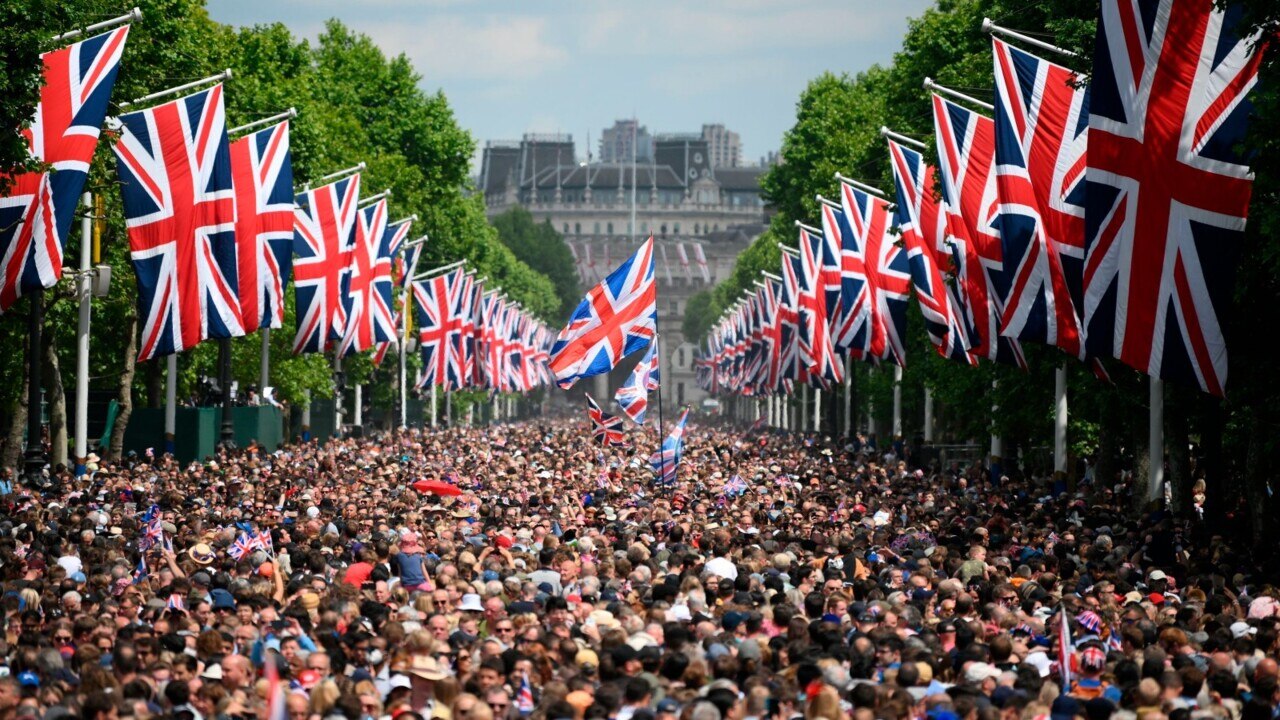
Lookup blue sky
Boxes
[208,0,934,166]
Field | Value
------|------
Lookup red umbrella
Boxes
[412,479,462,497]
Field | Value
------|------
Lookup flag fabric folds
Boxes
[797,226,843,386]
[549,236,657,388]
[339,199,395,356]
[414,269,466,392]
[293,173,360,354]
[586,393,627,447]
[842,183,910,366]
[229,120,293,333]
[1083,0,1264,396]
[113,84,242,361]
[615,338,660,424]
[694,243,711,283]
[0,26,130,313]
[650,407,690,484]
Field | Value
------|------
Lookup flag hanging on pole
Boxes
[797,226,843,386]
[694,243,711,283]
[113,84,243,361]
[650,407,690,484]
[230,120,294,333]
[841,182,910,366]
[293,173,361,354]
[1083,0,1264,396]
[549,237,657,388]
[586,393,627,447]
[413,270,466,391]
[0,25,131,313]
[614,337,660,424]
[676,242,692,281]
[339,199,394,356]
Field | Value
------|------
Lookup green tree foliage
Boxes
[491,207,580,320]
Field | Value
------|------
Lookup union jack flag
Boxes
[549,236,656,388]
[840,182,910,366]
[516,672,535,716]
[586,393,627,447]
[138,505,164,552]
[823,198,867,359]
[676,241,692,281]
[132,554,148,585]
[229,120,293,332]
[0,26,130,313]
[228,532,255,561]
[1083,0,1264,396]
[293,173,360,354]
[887,138,975,364]
[384,217,414,285]
[778,252,808,384]
[992,38,1090,358]
[113,84,243,361]
[339,199,395,356]
[256,529,274,557]
[414,269,466,391]
[798,226,842,386]
[457,273,480,388]
[759,279,784,391]
[932,94,1027,368]
[615,337,660,423]
[650,407,690,484]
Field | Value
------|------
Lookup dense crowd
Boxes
[1,416,1277,720]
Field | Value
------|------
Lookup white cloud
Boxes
[357,14,568,81]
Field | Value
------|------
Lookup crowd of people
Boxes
[1,414,1278,720]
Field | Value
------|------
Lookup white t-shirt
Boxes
[58,555,83,576]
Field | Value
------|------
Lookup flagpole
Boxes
[52,7,141,43]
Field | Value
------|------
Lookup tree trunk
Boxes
[108,311,138,461]
[44,330,68,469]
[2,337,30,474]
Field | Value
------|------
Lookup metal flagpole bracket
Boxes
[412,258,467,282]
[229,107,297,136]
[389,214,418,228]
[815,194,840,210]
[880,126,928,151]
[359,189,392,207]
[761,271,783,282]
[834,173,887,198]
[53,7,141,43]
[982,17,1079,59]
[776,242,800,257]
[794,220,822,235]
[303,162,365,192]
[118,69,231,110]
[923,78,995,112]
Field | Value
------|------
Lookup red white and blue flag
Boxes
[650,407,690,484]
[992,38,1090,358]
[822,198,867,359]
[549,236,657,388]
[841,182,910,366]
[1083,0,1264,396]
[414,269,466,391]
[615,338,660,424]
[230,120,293,333]
[887,138,975,365]
[339,199,395,356]
[293,173,360,354]
[0,26,130,313]
[778,252,808,386]
[586,393,627,447]
[113,84,243,361]
[932,94,1027,368]
[798,226,843,386]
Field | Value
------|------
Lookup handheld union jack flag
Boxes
[114,84,243,361]
[0,26,130,313]
[339,200,395,356]
[1083,0,1264,396]
[549,236,657,388]
[932,94,1027,368]
[230,120,293,333]
[992,38,1090,358]
[414,269,466,391]
[228,532,255,561]
[887,138,975,365]
[650,407,690,484]
[586,393,627,447]
[840,182,910,366]
[614,337,660,424]
[293,173,360,354]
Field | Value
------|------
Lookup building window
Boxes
[593,222,600,234]
[563,223,569,234]
[575,222,581,235]
[694,223,700,234]
[677,348,686,366]
[607,222,613,234]
[677,382,685,406]
[642,222,648,233]
[674,222,681,234]
[660,223,667,236]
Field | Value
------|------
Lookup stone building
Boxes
[479,133,770,411]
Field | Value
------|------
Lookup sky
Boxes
[208,0,935,167]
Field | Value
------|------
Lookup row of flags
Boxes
[698,0,1263,398]
[569,240,711,285]
[411,268,555,393]
[0,24,420,366]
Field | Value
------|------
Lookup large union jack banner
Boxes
[230,120,293,333]
[414,269,467,391]
[339,199,395,356]
[1083,0,1264,396]
[932,94,1027,368]
[1,26,130,313]
[113,84,243,361]
[887,138,975,365]
[840,182,910,366]
[293,173,360,354]
[549,236,656,388]
[614,337,660,424]
[992,38,1091,358]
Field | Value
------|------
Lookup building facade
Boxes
[480,133,770,412]
[700,123,742,169]
[599,119,654,164]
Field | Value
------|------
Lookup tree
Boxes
[491,207,580,319]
